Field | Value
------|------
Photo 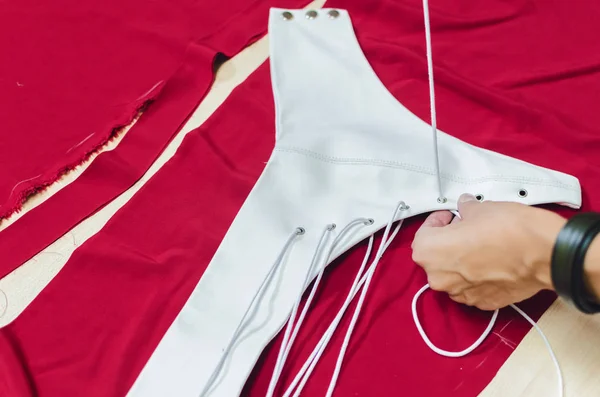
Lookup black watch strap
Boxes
[551,212,600,314]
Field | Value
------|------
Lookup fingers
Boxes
[449,285,506,311]
[427,272,467,295]
[421,210,454,228]
[411,211,453,251]
[456,193,480,219]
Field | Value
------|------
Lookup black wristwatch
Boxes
[551,212,600,314]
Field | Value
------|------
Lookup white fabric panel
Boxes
[128,8,581,397]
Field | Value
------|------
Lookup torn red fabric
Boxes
[0,0,308,279]
[1,1,600,396]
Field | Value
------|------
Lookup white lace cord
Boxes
[199,227,305,397]
[509,303,564,396]
[324,202,408,397]
[412,284,499,357]
[287,217,409,397]
[286,206,407,397]
[411,285,564,397]
[266,224,336,397]
[282,236,375,397]
[422,0,444,201]
[419,0,562,393]
[267,218,374,397]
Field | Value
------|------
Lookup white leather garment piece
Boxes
[127,8,581,397]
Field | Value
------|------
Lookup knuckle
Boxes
[411,246,427,266]
[477,302,497,311]
[427,275,448,292]
[462,292,476,306]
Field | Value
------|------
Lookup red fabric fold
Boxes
[0,0,309,279]
[1,1,600,396]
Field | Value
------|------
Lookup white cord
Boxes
[325,202,408,397]
[285,203,407,397]
[199,228,304,396]
[283,236,375,397]
[266,225,335,397]
[422,0,444,200]
[509,303,564,396]
[412,284,499,357]
[411,284,564,397]
[268,219,374,396]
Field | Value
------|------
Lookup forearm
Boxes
[530,208,600,302]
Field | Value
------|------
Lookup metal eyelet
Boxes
[328,9,340,19]
[306,10,318,19]
[282,11,294,20]
[475,194,484,202]
[437,197,448,204]
[327,223,336,231]
[365,218,375,225]
[518,189,528,198]
[296,227,306,235]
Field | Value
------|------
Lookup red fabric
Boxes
[0,0,308,279]
[1,1,600,396]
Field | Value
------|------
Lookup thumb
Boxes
[457,193,480,219]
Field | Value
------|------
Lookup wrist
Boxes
[529,210,566,290]
[551,212,600,313]
[583,236,600,301]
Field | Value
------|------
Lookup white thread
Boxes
[7,174,42,199]
[199,228,304,396]
[268,219,373,396]
[65,132,96,154]
[422,0,444,200]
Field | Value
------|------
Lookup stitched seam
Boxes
[274,147,579,190]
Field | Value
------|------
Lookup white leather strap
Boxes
[127,8,580,397]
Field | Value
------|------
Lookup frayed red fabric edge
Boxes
[0,83,166,222]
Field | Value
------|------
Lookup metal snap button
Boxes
[328,9,340,19]
[306,10,318,19]
[282,11,294,20]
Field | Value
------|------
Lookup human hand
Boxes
[411,193,566,310]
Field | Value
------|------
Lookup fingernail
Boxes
[458,193,476,203]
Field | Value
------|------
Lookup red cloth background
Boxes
[1,1,600,396]
[0,0,308,279]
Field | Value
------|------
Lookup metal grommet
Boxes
[328,9,340,19]
[306,10,318,19]
[328,223,337,231]
[437,197,448,204]
[400,202,410,210]
[475,194,484,202]
[365,218,375,225]
[282,11,294,20]
[518,189,528,198]
[296,227,306,235]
